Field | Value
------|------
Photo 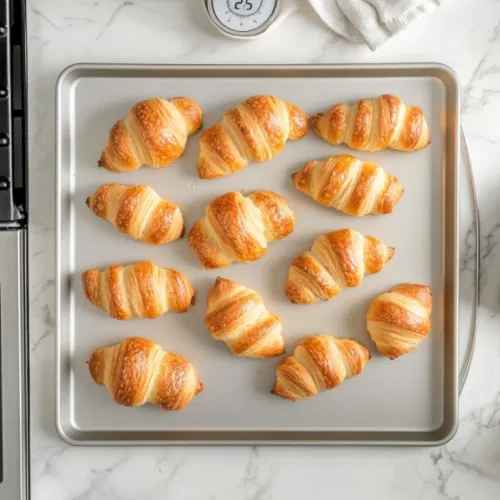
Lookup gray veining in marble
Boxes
[26,0,500,499]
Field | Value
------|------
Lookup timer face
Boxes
[210,0,279,34]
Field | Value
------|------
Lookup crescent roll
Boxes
[367,284,432,359]
[286,229,394,305]
[292,155,404,216]
[98,97,202,172]
[82,261,195,319]
[272,335,370,401]
[311,94,430,152]
[198,95,308,179]
[189,190,295,269]
[86,184,184,244]
[88,337,203,411]
[205,277,285,358]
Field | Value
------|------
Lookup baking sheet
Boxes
[56,64,460,445]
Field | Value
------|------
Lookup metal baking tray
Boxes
[56,64,464,445]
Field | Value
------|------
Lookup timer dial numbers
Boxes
[228,0,263,16]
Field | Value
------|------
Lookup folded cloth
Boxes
[307,0,449,50]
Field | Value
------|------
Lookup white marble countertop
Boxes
[28,0,500,498]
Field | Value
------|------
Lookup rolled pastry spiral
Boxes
[189,190,295,269]
[292,154,404,216]
[272,335,370,401]
[198,95,308,179]
[86,183,184,244]
[285,229,394,305]
[88,337,203,411]
[311,94,430,152]
[98,97,203,172]
[367,284,432,359]
[82,261,195,320]
[205,277,285,358]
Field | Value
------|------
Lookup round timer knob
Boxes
[206,0,281,38]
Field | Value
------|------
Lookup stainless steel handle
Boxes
[0,230,29,500]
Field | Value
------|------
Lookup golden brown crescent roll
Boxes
[86,184,184,244]
[367,284,432,359]
[205,277,284,358]
[311,94,430,152]
[82,261,195,320]
[98,97,203,172]
[272,335,370,401]
[88,337,203,411]
[292,154,404,216]
[189,190,295,269]
[286,229,394,305]
[198,95,308,179]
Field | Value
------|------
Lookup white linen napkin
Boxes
[307,0,449,50]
